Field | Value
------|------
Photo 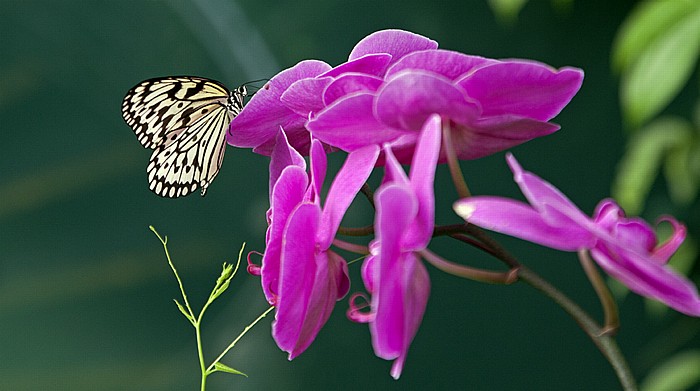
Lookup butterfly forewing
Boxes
[121,76,245,198]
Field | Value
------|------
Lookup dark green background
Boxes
[1,0,696,389]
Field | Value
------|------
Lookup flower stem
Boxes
[439,223,636,389]
[578,249,619,336]
[206,306,275,373]
[420,248,518,284]
[517,266,636,390]
[441,120,471,198]
[337,224,375,236]
[332,238,370,254]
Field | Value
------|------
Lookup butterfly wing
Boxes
[122,76,230,149]
[147,101,231,198]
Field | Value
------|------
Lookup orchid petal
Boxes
[323,53,392,78]
[349,29,438,64]
[506,153,593,229]
[272,202,320,357]
[653,217,687,263]
[308,93,405,150]
[454,197,595,250]
[323,73,384,106]
[262,166,308,303]
[228,60,331,151]
[318,145,380,247]
[370,185,417,361]
[591,242,700,316]
[405,115,441,249]
[387,49,496,80]
[375,70,480,131]
[281,77,333,116]
[269,129,306,200]
[308,139,327,203]
[458,62,584,121]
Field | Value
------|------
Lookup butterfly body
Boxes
[121,76,246,198]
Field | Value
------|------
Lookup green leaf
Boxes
[621,6,700,128]
[641,350,700,391]
[213,362,247,377]
[174,299,194,324]
[612,117,693,214]
[664,138,699,205]
[487,0,528,25]
[612,0,699,73]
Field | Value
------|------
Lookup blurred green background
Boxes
[1,0,698,390]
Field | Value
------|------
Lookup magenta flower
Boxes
[262,130,379,359]
[227,60,332,155]
[349,114,442,379]
[303,30,584,163]
[454,154,700,317]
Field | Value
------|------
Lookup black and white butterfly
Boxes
[121,76,246,198]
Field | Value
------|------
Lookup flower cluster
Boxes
[230,29,700,379]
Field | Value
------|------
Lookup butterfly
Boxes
[121,76,247,198]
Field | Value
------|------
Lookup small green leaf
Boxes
[641,350,700,391]
[612,0,699,73]
[612,117,693,214]
[213,362,247,377]
[174,299,194,324]
[621,6,700,128]
[487,0,528,25]
[664,138,699,205]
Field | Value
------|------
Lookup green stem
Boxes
[337,224,374,236]
[207,306,275,373]
[197,321,207,391]
[150,226,196,320]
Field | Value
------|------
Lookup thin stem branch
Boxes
[150,226,195,319]
[206,306,275,373]
[332,238,370,255]
[578,249,619,336]
[420,248,518,284]
[441,120,471,198]
[517,266,636,390]
[360,183,375,210]
[337,224,374,237]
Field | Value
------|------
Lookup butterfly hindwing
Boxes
[121,76,245,198]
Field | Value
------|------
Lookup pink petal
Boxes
[405,115,441,249]
[308,139,327,203]
[323,53,392,78]
[591,242,700,316]
[349,29,438,64]
[281,77,333,116]
[375,70,480,131]
[262,166,309,303]
[269,130,306,200]
[390,252,429,380]
[361,252,378,294]
[453,197,595,251]
[371,185,418,361]
[387,49,496,80]
[458,62,584,121]
[447,117,559,160]
[308,92,406,150]
[652,217,687,263]
[506,153,593,230]
[273,203,320,359]
[318,145,380,247]
[323,73,384,106]
[382,143,410,187]
[228,60,331,151]
[328,250,350,300]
